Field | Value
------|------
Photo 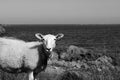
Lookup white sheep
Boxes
[0,33,64,80]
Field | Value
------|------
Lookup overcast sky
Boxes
[0,0,120,24]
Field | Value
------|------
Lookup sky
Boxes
[0,0,120,24]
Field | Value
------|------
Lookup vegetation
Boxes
[0,25,120,80]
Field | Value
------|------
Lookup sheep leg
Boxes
[33,72,38,80]
[28,71,34,80]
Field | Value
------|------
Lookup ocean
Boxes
[4,24,120,51]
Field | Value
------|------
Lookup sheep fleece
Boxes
[0,38,39,70]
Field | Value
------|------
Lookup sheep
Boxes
[0,33,64,80]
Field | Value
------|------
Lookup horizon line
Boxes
[2,24,120,27]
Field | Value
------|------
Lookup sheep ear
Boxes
[56,33,64,40]
[35,33,44,40]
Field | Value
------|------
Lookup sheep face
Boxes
[35,33,64,52]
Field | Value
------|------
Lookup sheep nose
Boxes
[46,48,51,51]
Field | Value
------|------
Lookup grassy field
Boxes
[0,24,120,80]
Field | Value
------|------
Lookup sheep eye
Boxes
[41,39,45,41]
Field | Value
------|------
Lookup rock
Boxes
[87,56,114,71]
[77,61,89,69]
[45,66,65,75]
[95,56,114,69]
[67,45,88,55]
[60,52,73,61]
[60,52,67,60]
[96,56,113,63]
[60,45,89,61]
[50,51,59,60]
